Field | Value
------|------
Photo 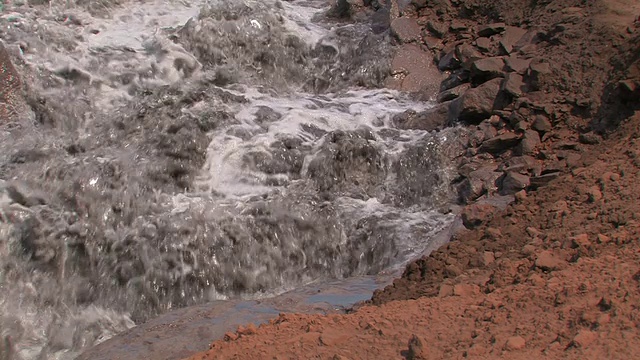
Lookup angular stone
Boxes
[532,115,552,133]
[440,69,470,92]
[535,250,563,271]
[393,102,452,132]
[499,26,528,55]
[475,37,492,52]
[516,130,541,155]
[500,171,530,195]
[505,56,532,74]
[505,336,526,350]
[529,172,561,188]
[453,78,503,124]
[527,60,553,90]
[437,83,470,103]
[456,44,484,70]
[438,49,461,71]
[387,44,443,94]
[426,20,447,38]
[391,17,423,43]
[471,57,505,85]
[478,23,506,37]
[502,73,526,97]
[479,132,521,154]
[458,166,502,203]
[461,203,497,229]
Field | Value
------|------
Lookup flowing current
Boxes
[0,0,464,358]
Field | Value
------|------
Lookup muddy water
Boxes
[0,1,464,359]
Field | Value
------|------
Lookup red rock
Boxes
[535,251,563,271]
[391,17,423,43]
[572,330,597,348]
[461,203,497,229]
[453,283,481,297]
[505,336,526,350]
[571,233,591,248]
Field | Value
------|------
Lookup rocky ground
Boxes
[185,0,640,359]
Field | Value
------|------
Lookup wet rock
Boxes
[453,78,503,124]
[390,17,422,43]
[502,73,526,97]
[500,172,530,195]
[499,27,528,55]
[504,56,532,74]
[479,132,520,154]
[461,203,496,229]
[254,106,282,125]
[470,57,505,85]
[478,23,506,37]
[440,69,470,92]
[393,102,451,131]
[437,83,470,103]
[438,49,461,71]
[0,41,26,121]
[516,130,540,155]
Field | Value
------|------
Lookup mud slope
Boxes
[186,0,640,359]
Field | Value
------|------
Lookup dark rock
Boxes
[423,35,443,51]
[526,60,552,91]
[516,129,541,155]
[478,23,506,37]
[450,20,468,32]
[499,26,528,55]
[456,44,484,70]
[438,49,461,71]
[504,56,532,74]
[579,132,602,145]
[500,171,530,195]
[390,17,422,43]
[458,166,501,203]
[475,37,492,52]
[393,102,452,132]
[406,334,427,360]
[477,119,498,140]
[452,78,503,124]
[479,132,521,154]
[370,7,391,34]
[426,20,447,38]
[440,69,470,92]
[532,115,552,133]
[437,83,470,103]
[470,57,505,85]
[461,203,497,229]
[502,73,526,98]
[529,172,561,188]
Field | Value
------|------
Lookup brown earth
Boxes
[185,0,640,359]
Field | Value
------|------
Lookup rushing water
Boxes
[0,1,465,359]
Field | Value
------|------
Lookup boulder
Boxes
[393,102,452,131]
[458,166,502,203]
[390,17,422,43]
[426,20,447,38]
[461,203,497,229]
[532,115,552,133]
[440,69,470,92]
[437,83,470,103]
[438,49,461,71]
[452,78,503,124]
[456,44,484,70]
[470,57,505,85]
[516,130,541,155]
[504,56,532,74]
[479,132,521,154]
[499,26,528,55]
[475,37,492,52]
[500,171,530,195]
[478,23,506,37]
[502,73,526,97]
[526,60,553,91]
